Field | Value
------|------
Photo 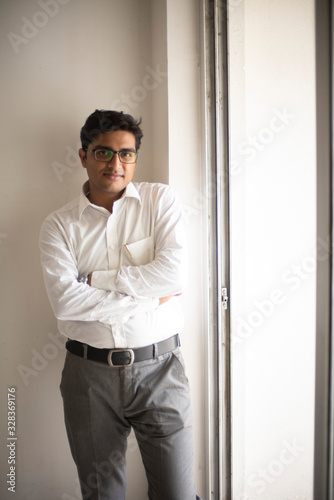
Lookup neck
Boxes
[87,187,125,213]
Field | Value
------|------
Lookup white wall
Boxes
[228,1,316,499]
[0,1,206,498]
[165,0,206,496]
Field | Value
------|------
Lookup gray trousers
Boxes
[60,347,197,500]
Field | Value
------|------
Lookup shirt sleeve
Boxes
[91,185,188,299]
[39,217,159,324]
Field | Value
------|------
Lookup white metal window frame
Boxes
[200,1,231,499]
[201,0,334,499]
[314,0,334,499]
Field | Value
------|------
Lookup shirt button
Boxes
[110,245,115,250]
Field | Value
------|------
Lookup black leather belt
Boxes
[66,334,180,367]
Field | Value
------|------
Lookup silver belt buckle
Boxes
[107,348,135,367]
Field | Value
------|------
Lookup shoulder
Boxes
[41,196,80,231]
[132,182,182,221]
[133,182,178,204]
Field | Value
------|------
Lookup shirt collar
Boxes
[78,181,141,219]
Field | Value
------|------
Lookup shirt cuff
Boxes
[91,270,118,292]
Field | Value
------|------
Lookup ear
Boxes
[79,148,87,169]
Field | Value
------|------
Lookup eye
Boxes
[119,151,137,163]
[95,149,113,161]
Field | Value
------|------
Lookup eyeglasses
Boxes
[87,148,138,164]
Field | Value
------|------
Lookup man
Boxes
[39,110,202,500]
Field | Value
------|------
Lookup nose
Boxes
[107,152,121,167]
[104,156,124,175]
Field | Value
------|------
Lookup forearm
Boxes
[90,252,187,299]
[42,267,158,322]
[91,223,188,298]
[40,222,158,324]
[87,271,178,306]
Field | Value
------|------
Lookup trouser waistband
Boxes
[66,334,180,367]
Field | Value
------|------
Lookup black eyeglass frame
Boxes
[86,148,139,164]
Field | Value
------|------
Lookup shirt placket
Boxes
[106,212,120,270]
[106,206,127,347]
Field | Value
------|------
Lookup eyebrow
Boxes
[92,145,136,152]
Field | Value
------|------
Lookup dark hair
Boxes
[80,109,143,151]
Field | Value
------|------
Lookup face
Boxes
[79,130,137,208]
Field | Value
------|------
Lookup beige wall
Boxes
[0,1,206,498]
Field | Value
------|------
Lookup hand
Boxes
[158,293,182,306]
[159,295,173,305]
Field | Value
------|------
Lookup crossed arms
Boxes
[39,188,186,326]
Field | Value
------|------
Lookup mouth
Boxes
[103,172,124,180]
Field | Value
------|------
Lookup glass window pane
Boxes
[228,1,316,499]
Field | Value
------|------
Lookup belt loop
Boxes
[153,343,158,359]
[83,344,88,360]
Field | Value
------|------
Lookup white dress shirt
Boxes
[39,181,187,348]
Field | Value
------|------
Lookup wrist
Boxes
[78,274,91,286]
